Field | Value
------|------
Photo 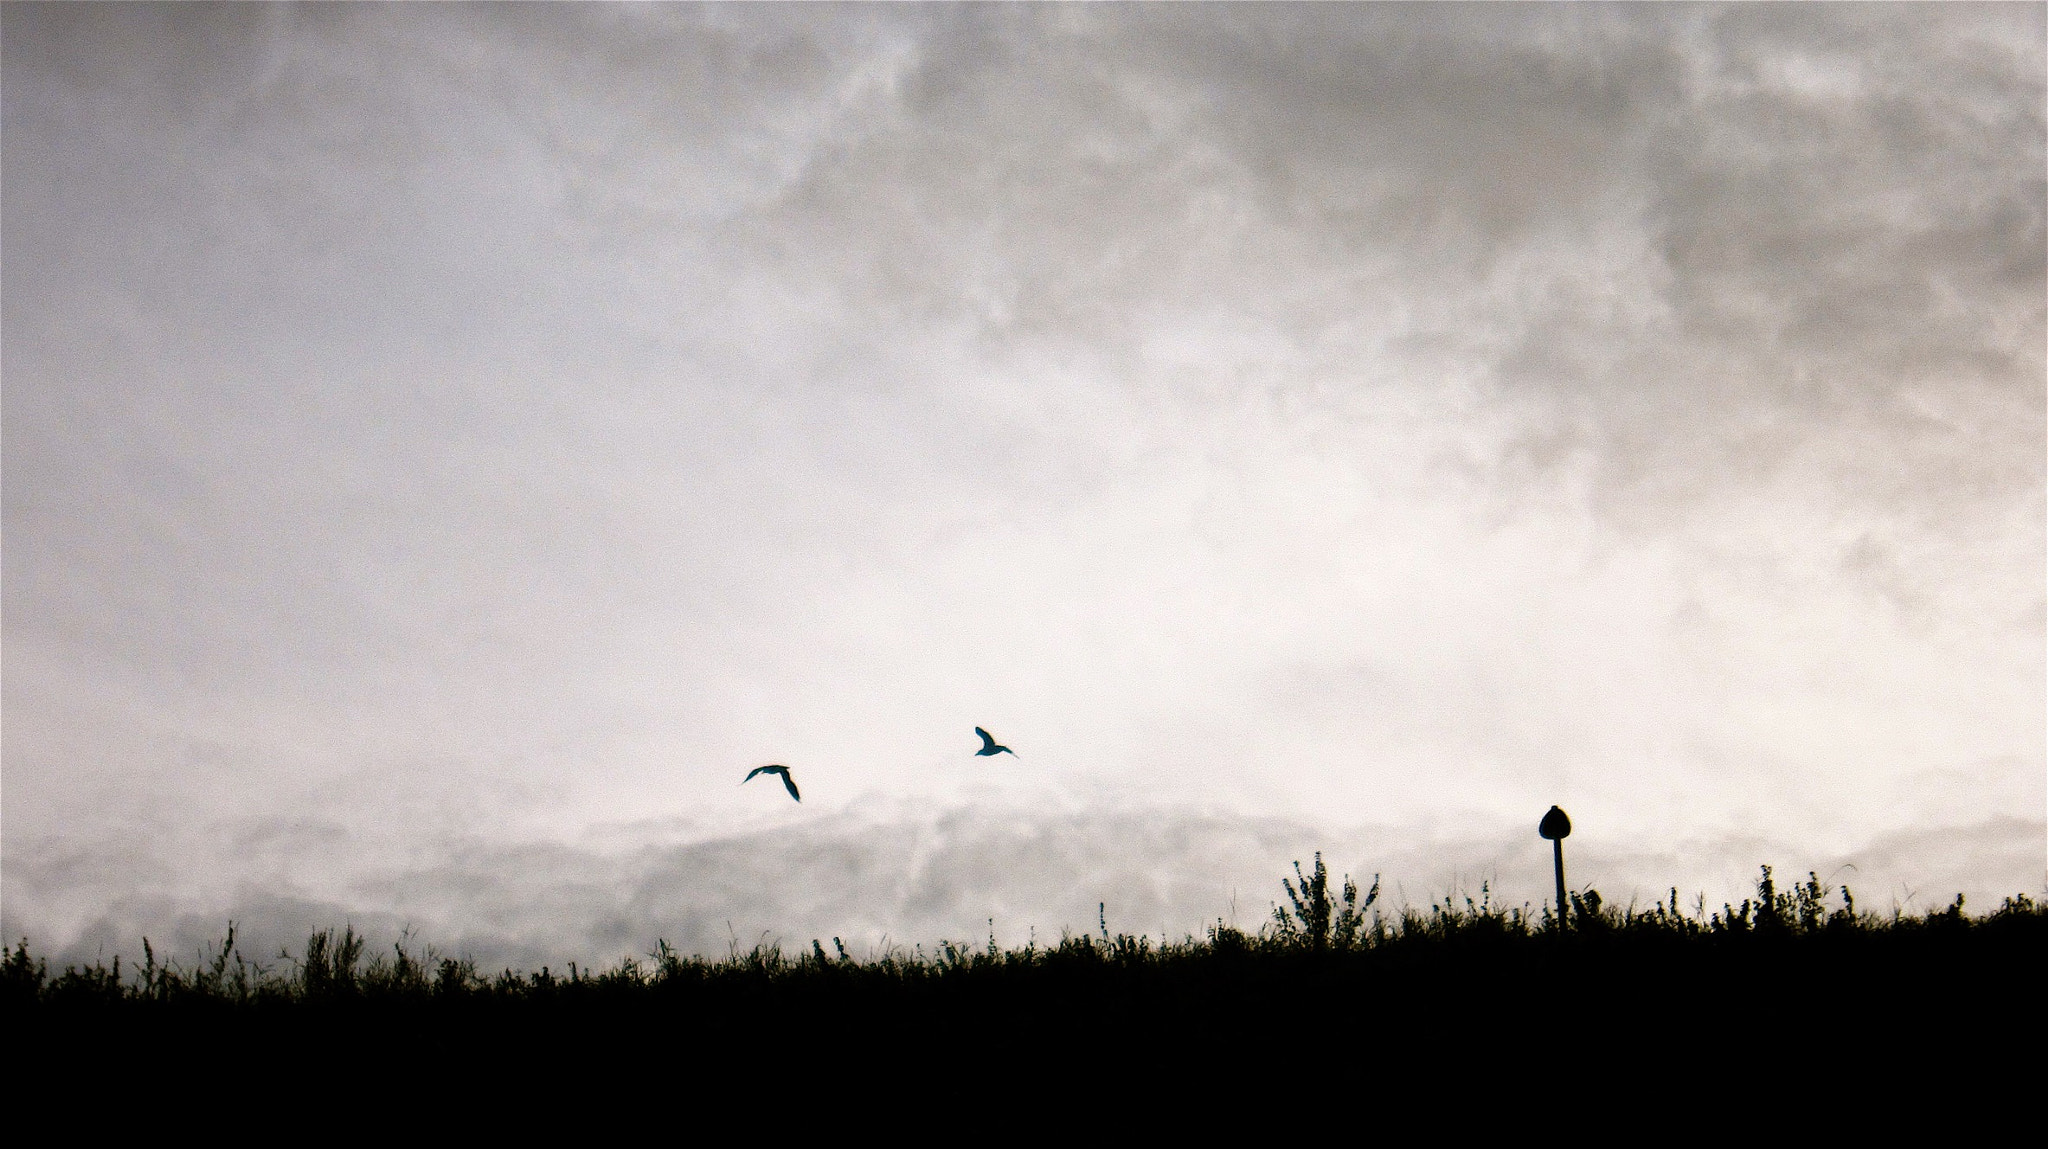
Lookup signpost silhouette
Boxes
[1539,805,1572,929]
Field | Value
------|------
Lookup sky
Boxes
[3,2,2043,970]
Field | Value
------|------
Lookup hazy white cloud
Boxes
[4,4,2041,960]
[10,801,2037,971]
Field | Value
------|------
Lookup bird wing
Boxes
[781,771,801,802]
[975,727,997,752]
[744,765,785,785]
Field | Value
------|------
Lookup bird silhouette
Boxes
[743,764,801,802]
[974,728,1015,757]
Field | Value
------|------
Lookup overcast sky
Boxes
[4,2,2042,968]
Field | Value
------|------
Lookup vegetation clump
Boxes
[5,862,2040,1098]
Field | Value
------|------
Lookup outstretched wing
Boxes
[781,770,801,802]
[744,764,783,785]
[975,727,997,752]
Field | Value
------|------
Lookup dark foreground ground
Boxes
[7,868,2042,1122]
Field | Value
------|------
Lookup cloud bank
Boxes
[9,800,2038,971]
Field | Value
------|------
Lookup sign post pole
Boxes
[1539,805,1572,930]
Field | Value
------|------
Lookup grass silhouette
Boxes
[6,859,2041,1109]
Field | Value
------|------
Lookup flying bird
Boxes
[974,728,1015,757]
[743,764,801,802]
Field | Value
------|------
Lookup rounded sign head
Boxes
[1538,805,1572,840]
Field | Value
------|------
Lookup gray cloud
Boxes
[4,4,2040,959]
